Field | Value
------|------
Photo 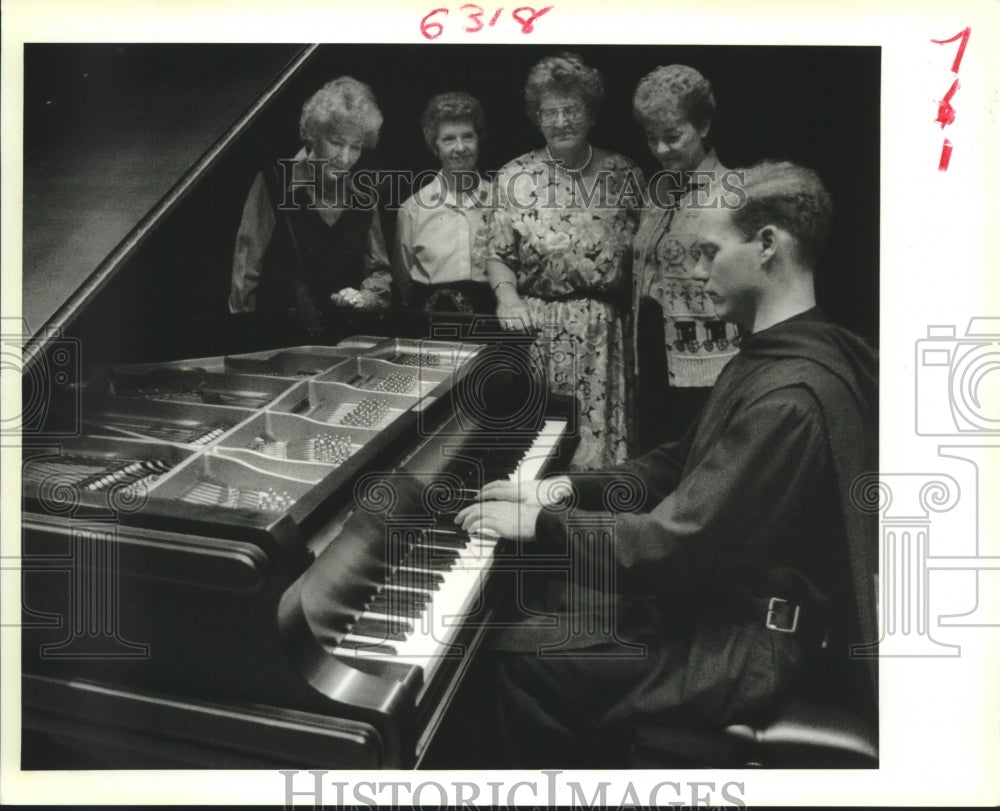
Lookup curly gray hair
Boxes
[524,51,604,123]
[299,76,383,150]
[632,64,715,133]
[420,91,486,151]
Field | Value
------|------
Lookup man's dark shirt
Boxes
[529,308,878,709]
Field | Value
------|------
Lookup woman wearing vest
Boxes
[228,76,393,334]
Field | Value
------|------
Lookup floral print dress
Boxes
[488,149,642,469]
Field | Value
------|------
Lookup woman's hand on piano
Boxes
[480,475,572,508]
[330,287,366,308]
[454,500,540,543]
[495,288,534,332]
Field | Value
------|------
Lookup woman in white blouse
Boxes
[393,92,494,314]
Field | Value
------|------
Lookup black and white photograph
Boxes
[2,1,998,808]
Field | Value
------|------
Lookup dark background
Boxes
[24,44,880,362]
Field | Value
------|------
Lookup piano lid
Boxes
[21,44,314,362]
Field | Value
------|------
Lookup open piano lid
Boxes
[22,44,315,362]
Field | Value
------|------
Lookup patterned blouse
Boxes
[487,149,642,469]
[632,151,740,387]
[488,150,643,302]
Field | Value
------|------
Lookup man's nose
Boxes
[691,255,709,282]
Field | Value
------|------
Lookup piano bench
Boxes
[622,697,878,769]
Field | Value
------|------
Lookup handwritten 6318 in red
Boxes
[420,5,553,39]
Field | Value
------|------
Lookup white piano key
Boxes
[508,418,566,484]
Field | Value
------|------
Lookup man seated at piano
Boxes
[228,76,393,334]
[456,160,878,767]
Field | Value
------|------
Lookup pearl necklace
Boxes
[546,143,593,174]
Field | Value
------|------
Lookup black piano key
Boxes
[396,565,446,583]
[350,617,412,642]
[381,585,432,604]
[421,529,469,549]
[404,551,456,572]
[370,585,429,608]
[389,568,443,591]
[368,596,423,619]
[413,541,460,561]
[339,638,398,656]
[483,461,523,479]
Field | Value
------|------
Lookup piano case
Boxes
[19,45,579,769]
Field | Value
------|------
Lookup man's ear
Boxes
[757,225,779,266]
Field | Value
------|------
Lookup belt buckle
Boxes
[765,596,800,633]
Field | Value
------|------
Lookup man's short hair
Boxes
[728,160,833,267]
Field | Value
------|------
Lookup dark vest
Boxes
[258,184,373,314]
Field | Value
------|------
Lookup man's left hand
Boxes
[454,500,540,542]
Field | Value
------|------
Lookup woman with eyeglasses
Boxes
[487,52,642,469]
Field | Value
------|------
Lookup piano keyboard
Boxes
[335,418,567,694]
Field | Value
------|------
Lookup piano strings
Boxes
[85,418,232,446]
[248,431,355,464]
[23,455,174,492]
[181,478,294,513]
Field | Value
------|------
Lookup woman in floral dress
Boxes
[487,52,643,469]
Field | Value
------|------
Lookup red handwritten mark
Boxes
[935,78,959,128]
[939,139,953,171]
[421,5,550,38]
[511,5,553,33]
[931,27,970,171]
[461,4,485,31]
[421,7,449,39]
[931,27,971,73]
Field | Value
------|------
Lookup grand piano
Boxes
[19,44,579,769]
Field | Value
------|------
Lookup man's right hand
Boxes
[479,475,572,508]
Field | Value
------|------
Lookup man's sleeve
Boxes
[536,388,829,590]
[565,423,695,511]
[229,172,275,314]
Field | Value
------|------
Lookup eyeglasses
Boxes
[537,104,586,125]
